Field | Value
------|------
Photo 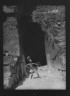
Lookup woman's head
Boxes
[27,56,32,63]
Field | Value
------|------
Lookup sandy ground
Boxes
[16,65,66,90]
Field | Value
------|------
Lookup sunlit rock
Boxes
[3,5,17,13]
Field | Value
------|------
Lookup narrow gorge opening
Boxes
[23,20,47,66]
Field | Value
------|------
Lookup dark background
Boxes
[16,1,47,65]
[23,22,46,65]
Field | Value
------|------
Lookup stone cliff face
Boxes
[3,17,19,56]
[32,6,66,70]
[3,5,26,89]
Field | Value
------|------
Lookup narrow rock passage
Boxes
[16,65,66,89]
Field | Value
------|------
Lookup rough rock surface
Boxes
[3,8,21,89]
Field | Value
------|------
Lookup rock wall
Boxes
[32,6,66,70]
[3,5,26,89]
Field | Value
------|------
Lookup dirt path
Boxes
[16,65,66,89]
